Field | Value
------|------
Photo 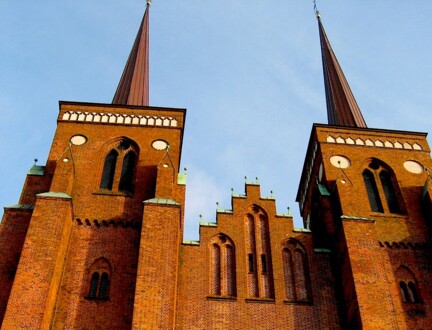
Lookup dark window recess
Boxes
[100,150,118,190]
[119,152,136,192]
[363,169,384,212]
[408,282,419,303]
[261,254,268,273]
[248,253,254,273]
[400,281,421,303]
[400,281,409,302]
[379,171,401,214]
[99,272,109,299]
[89,272,100,298]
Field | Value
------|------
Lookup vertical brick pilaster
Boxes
[132,201,181,329]
[2,193,73,329]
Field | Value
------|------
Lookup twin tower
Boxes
[1,4,432,329]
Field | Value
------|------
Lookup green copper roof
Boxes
[4,204,34,210]
[37,192,72,199]
[28,165,45,176]
[317,183,330,196]
[143,198,179,205]
[177,173,187,185]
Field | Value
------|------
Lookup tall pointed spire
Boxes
[112,1,150,106]
[317,14,367,128]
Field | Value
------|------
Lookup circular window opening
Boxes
[403,160,423,174]
[70,135,87,146]
[151,140,169,150]
[329,155,351,169]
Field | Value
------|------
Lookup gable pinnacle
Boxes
[317,15,367,128]
[112,3,150,106]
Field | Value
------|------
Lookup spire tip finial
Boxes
[313,0,320,19]
[147,0,151,5]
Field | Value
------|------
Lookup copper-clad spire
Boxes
[112,1,150,106]
[318,14,367,128]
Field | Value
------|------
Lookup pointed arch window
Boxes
[362,160,403,214]
[99,139,138,194]
[119,151,136,192]
[244,205,274,299]
[407,282,419,303]
[399,281,420,303]
[363,169,383,213]
[99,272,110,299]
[379,171,401,213]
[209,234,236,297]
[89,272,100,298]
[100,150,118,190]
[282,238,311,303]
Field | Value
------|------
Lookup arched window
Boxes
[119,151,136,192]
[408,281,420,303]
[210,244,221,296]
[396,266,421,304]
[87,258,112,300]
[363,169,383,213]
[244,205,274,299]
[379,171,401,213]
[209,234,236,297]
[99,139,139,194]
[362,160,403,214]
[282,238,311,303]
[100,150,118,190]
[89,272,100,298]
[282,248,295,301]
[399,281,409,302]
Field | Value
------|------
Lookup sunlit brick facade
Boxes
[1,5,432,330]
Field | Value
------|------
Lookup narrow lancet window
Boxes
[99,272,110,299]
[408,282,419,303]
[282,239,311,303]
[363,160,404,214]
[209,234,236,297]
[210,244,221,296]
[363,169,383,212]
[379,171,401,214]
[119,151,136,192]
[400,281,409,302]
[87,258,112,300]
[244,207,274,299]
[100,150,118,190]
[396,266,421,304]
[89,272,100,298]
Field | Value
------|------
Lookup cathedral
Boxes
[1,2,432,329]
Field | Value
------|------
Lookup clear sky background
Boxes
[0,1,431,240]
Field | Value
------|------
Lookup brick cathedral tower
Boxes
[296,13,432,329]
[1,2,186,329]
[1,4,432,330]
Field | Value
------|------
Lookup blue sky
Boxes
[1,1,431,240]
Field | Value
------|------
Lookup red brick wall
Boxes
[176,184,341,329]
[2,194,73,329]
[52,222,141,329]
[299,125,432,328]
[0,208,32,326]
